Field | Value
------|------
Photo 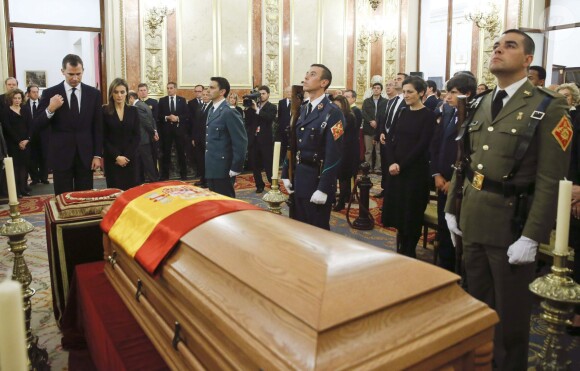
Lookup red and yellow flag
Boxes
[101,181,261,274]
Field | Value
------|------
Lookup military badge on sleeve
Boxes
[552,116,573,151]
[331,120,344,140]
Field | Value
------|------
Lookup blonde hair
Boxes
[556,83,580,106]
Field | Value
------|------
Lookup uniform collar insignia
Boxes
[523,90,531,96]
[317,103,324,110]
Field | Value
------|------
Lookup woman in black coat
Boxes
[332,95,359,211]
[382,76,436,258]
[102,78,140,190]
[3,89,31,197]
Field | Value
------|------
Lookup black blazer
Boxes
[157,95,188,132]
[430,104,457,180]
[245,101,277,148]
[33,82,103,171]
[103,105,140,162]
[424,95,440,111]
[276,98,291,137]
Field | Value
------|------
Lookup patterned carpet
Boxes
[0,172,578,370]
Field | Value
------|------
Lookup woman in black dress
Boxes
[331,95,359,211]
[382,76,436,258]
[3,89,31,197]
[102,78,140,190]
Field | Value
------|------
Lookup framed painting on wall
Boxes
[24,70,47,88]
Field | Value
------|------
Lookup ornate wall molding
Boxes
[120,0,126,79]
[470,1,503,88]
[382,0,399,82]
[354,0,371,103]
[263,0,282,99]
[139,0,170,97]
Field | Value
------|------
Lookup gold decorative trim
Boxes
[140,0,170,98]
[120,0,126,79]
[355,0,371,103]
[263,0,282,97]
[469,1,502,89]
[382,0,399,82]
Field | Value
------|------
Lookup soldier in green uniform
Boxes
[445,29,572,370]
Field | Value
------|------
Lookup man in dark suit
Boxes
[205,77,247,198]
[137,83,160,172]
[24,84,49,185]
[344,88,362,169]
[191,89,211,188]
[429,74,476,272]
[33,54,102,195]
[187,84,205,179]
[157,81,188,180]
[128,91,158,182]
[245,85,277,193]
[276,86,292,166]
[424,80,440,111]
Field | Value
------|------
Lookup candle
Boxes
[0,279,28,371]
[271,141,281,180]
[4,157,18,204]
[554,179,572,255]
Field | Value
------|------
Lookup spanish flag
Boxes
[101,181,262,274]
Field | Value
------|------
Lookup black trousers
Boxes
[53,151,93,195]
[436,191,455,271]
[160,127,187,179]
[294,196,332,230]
[207,177,235,198]
[249,141,273,189]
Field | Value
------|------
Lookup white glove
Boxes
[445,213,463,236]
[281,179,293,194]
[310,190,328,205]
[507,236,538,265]
[229,170,240,177]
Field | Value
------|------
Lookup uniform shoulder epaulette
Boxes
[536,86,559,98]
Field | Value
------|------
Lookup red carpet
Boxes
[0,195,53,217]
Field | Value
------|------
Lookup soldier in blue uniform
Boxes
[282,64,344,230]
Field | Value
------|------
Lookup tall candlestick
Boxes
[4,157,18,204]
[272,141,281,179]
[554,179,572,255]
[0,279,28,371]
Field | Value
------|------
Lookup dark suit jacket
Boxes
[157,95,188,133]
[429,103,457,180]
[103,105,140,162]
[134,100,156,145]
[143,98,159,130]
[361,96,387,136]
[33,82,103,171]
[204,102,248,179]
[245,101,277,148]
[378,95,406,140]
[276,98,291,139]
[424,95,440,111]
[190,102,212,144]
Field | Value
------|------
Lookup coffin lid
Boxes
[180,210,458,332]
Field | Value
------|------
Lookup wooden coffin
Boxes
[103,210,498,370]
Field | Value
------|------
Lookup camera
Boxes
[243,90,261,108]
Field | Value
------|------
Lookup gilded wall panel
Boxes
[262,0,282,97]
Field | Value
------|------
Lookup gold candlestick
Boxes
[529,252,580,370]
[262,178,287,214]
[0,202,49,370]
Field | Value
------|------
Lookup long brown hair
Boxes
[104,78,129,115]
[332,94,352,117]
[5,88,24,107]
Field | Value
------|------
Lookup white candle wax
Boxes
[0,280,28,371]
[272,141,281,180]
[4,157,18,204]
[554,179,572,255]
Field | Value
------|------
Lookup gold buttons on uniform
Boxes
[511,129,517,133]
[299,139,302,142]
[301,128,304,131]
[483,145,489,150]
[477,164,483,170]
[487,127,494,132]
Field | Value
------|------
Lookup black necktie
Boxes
[70,88,79,118]
[385,96,399,131]
[202,103,207,112]
[170,96,176,113]
[32,101,37,117]
[491,90,507,120]
[306,103,312,116]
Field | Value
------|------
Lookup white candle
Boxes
[4,157,18,204]
[554,179,572,255]
[272,141,281,180]
[0,279,28,371]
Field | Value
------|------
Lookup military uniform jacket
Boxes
[282,96,345,200]
[445,81,572,247]
[204,102,248,179]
